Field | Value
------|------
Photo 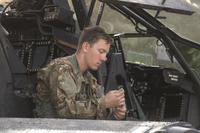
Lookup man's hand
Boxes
[104,90,125,108]
[113,104,126,120]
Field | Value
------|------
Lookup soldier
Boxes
[35,26,126,119]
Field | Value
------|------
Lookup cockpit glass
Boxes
[90,1,135,33]
[88,0,200,74]
[120,37,185,73]
[146,0,200,44]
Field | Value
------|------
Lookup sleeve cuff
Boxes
[99,96,106,110]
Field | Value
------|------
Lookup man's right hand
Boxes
[104,90,125,108]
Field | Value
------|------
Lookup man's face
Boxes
[84,39,110,70]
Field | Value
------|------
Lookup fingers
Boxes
[110,89,124,95]
[114,108,126,120]
[114,104,126,120]
[116,91,125,106]
[105,89,126,119]
[114,90,124,96]
[105,89,125,108]
[118,97,125,106]
[112,90,125,104]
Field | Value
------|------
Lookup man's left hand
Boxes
[113,104,126,120]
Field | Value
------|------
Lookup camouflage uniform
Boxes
[35,54,108,119]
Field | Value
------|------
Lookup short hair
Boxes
[77,26,112,50]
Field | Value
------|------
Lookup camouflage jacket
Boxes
[35,54,108,119]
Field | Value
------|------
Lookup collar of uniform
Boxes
[67,54,89,81]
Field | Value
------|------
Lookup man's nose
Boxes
[101,54,107,62]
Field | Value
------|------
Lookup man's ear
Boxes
[82,42,90,52]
